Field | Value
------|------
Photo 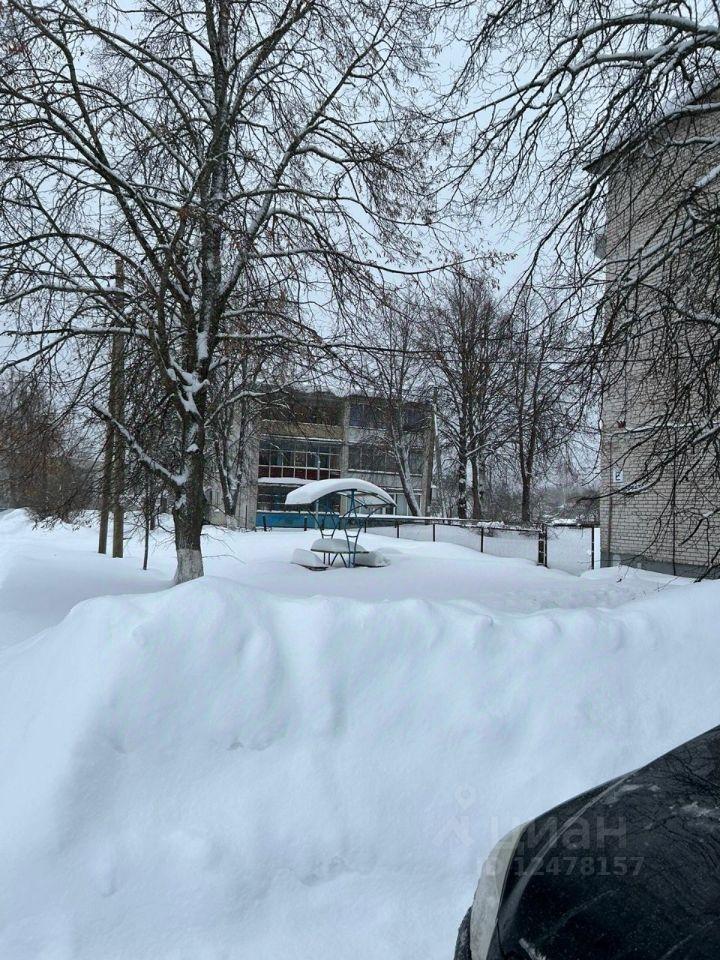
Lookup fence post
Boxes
[263,515,267,532]
[480,527,484,553]
[432,523,436,542]
[538,524,548,566]
[304,516,307,532]
[590,525,595,570]
[396,520,400,538]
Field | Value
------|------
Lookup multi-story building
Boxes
[597,102,720,576]
[209,388,435,527]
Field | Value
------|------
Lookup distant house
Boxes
[208,388,435,528]
[596,100,720,576]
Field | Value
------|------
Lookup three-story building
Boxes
[209,388,434,527]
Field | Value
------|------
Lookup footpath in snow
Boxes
[0,509,718,960]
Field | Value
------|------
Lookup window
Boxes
[257,485,291,512]
[403,407,428,432]
[408,450,424,475]
[266,392,343,426]
[350,399,429,432]
[257,484,340,513]
[258,437,341,481]
[349,401,382,427]
[348,444,425,476]
[348,443,390,473]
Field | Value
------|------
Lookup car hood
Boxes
[496,725,720,959]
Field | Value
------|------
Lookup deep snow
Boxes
[0,510,718,959]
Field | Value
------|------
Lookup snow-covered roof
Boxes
[285,477,395,507]
[586,82,720,171]
[258,477,311,487]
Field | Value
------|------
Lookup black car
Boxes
[454,725,720,960]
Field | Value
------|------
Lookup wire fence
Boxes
[257,511,600,573]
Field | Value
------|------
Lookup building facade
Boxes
[209,388,435,527]
[598,107,720,576]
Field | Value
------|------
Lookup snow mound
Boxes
[1,577,720,959]
[0,507,34,537]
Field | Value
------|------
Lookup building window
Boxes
[402,406,428,432]
[348,443,424,476]
[349,401,382,428]
[350,400,427,433]
[257,484,340,513]
[349,442,387,472]
[258,437,342,481]
[408,450,424,475]
[266,392,343,426]
[257,485,286,512]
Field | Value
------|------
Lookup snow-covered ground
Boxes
[1,509,718,960]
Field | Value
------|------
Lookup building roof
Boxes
[585,82,720,172]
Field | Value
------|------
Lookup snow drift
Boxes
[1,573,720,959]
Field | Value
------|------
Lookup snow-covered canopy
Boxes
[285,477,395,507]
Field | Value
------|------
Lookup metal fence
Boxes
[256,511,599,573]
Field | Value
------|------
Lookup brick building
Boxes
[598,105,720,576]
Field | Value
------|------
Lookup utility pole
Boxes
[97,258,125,556]
[111,259,125,558]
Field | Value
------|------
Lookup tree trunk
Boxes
[173,451,206,583]
[520,424,536,523]
[110,259,125,558]
[520,476,531,522]
[110,326,125,558]
[470,454,482,519]
[143,512,150,571]
[396,452,420,516]
[143,473,151,571]
[457,417,468,519]
[457,466,468,518]
[433,413,446,518]
[98,427,114,554]
[173,508,205,583]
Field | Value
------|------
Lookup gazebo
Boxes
[285,477,395,569]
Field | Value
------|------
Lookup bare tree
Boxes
[507,294,586,522]
[0,371,95,519]
[422,269,514,519]
[350,293,432,515]
[208,283,306,524]
[0,0,454,582]
[457,0,720,562]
